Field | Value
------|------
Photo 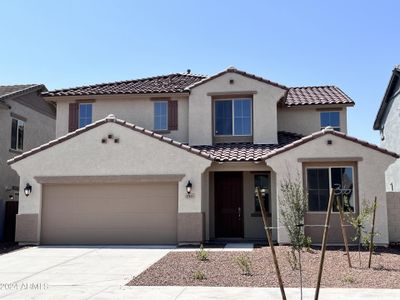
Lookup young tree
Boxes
[280,176,311,300]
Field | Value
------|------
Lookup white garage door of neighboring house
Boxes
[41,182,178,245]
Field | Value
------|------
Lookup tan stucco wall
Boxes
[55,94,189,143]
[277,106,348,136]
[387,192,400,242]
[266,133,395,245]
[189,73,286,145]
[0,99,55,202]
[11,122,211,243]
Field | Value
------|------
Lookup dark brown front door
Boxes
[215,172,243,238]
[4,201,18,242]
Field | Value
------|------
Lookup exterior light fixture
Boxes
[186,180,193,194]
[24,183,32,197]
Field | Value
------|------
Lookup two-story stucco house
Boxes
[0,84,55,241]
[8,67,398,246]
[374,65,400,242]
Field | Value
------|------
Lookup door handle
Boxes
[238,207,241,219]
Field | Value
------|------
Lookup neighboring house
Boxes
[0,84,55,241]
[374,65,400,242]
[8,67,397,246]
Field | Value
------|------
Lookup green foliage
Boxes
[347,199,376,242]
[346,199,378,267]
[236,254,252,276]
[279,176,311,256]
[342,274,355,284]
[196,244,209,261]
[192,270,207,280]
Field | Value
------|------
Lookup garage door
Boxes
[41,182,177,245]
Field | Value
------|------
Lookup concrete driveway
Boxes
[0,246,173,299]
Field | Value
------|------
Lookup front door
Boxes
[215,172,243,238]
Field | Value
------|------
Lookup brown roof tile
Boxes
[43,73,206,97]
[193,132,303,162]
[285,86,354,107]
[42,68,355,107]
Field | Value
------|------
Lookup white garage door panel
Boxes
[41,182,177,244]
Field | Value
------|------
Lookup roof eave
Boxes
[262,129,399,160]
[373,68,400,130]
[0,84,45,102]
[42,91,191,99]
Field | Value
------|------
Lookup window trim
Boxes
[153,100,169,131]
[320,111,340,131]
[304,164,358,214]
[213,98,253,137]
[10,117,25,151]
[78,103,93,128]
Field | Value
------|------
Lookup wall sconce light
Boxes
[186,180,193,194]
[24,183,32,197]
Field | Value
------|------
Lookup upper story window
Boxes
[320,111,340,131]
[79,103,92,128]
[215,98,252,136]
[306,166,355,212]
[11,118,24,151]
[154,101,168,131]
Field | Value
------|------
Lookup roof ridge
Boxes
[43,73,207,95]
[262,128,399,160]
[7,115,214,165]
[289,85,337,89]
[186,67,289,91]
[0,84,44,100]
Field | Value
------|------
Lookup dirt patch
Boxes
[128,246,400,288]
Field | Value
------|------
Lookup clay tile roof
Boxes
[262,128,399,160]
[285,86,355,107]
[186,66,289,90]
[43,73,206,97]
[192,132,303,162]
[42,68,355,107]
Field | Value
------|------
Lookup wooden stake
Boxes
[314,188,335,300]
[256,187,286,300]
[368,197,377,269]
[337,197,352,268]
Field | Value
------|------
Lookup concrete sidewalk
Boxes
[92,286,400,300]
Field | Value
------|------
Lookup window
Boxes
[11,118,24,151]
[320,111,340,131]
[154,101,168,131]
[306,167,355,212]
[215,99,252,136]
[254,173,270,213]
[79,103,92,128]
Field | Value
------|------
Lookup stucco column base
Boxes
[177,212,205,243]
[15,213,39,244]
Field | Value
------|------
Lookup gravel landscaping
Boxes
[128,246,400,288]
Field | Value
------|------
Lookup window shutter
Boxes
[68,103,79,132]
[168,100,178,130]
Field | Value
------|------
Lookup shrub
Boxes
[196,244,209,261]
[192,270,207,280]
[342,274,355,284]
[236,254,252,276]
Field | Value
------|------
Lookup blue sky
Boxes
[1,0,398,144]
